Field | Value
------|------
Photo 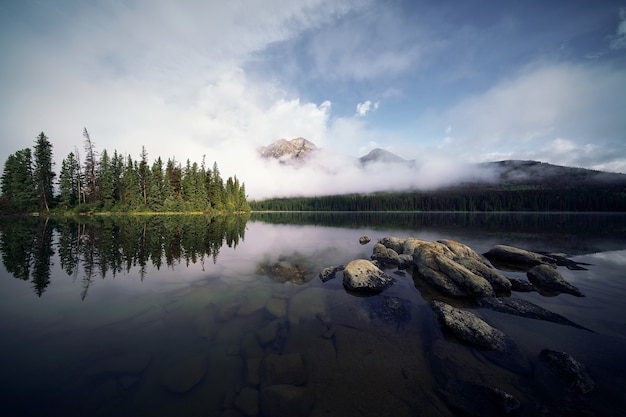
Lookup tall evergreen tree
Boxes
[33,132,55,212]
[98,149,115,209]
[82,128,98,203]
[58,152,80,208]
[1,148,37,212]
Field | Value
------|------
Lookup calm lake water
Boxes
[1,212,625,416]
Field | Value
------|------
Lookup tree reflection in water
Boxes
[0,214,249,299]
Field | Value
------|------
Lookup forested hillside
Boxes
[0,130,250,214]
[251,185,626,212]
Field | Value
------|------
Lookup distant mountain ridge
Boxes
[257,138,626,188]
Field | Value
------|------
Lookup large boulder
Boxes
[483,244,556,271]
[375,237,497,298]
[527,264,584,297]
[343,259,394,294]
[431,301,508,351]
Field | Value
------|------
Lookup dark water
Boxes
[0,213,625,416]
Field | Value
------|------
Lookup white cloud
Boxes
[355,100,379,117]
[431,63,626,170]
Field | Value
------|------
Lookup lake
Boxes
[1,212,625,416]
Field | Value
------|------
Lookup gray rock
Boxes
[483,244,556,271]
[431,301,508,351]
[527,264,584,297]
[478,297,591,331]
[319,265,343,282]
[359,235,371,245]
[539,349,594,394]
[343,259,394,294]
[260,384,314,417]
[453,256,512,293]
[507,277,537,292]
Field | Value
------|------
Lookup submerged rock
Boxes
[261,353,307,387]
[478,297,591,331]
[431,300,508,351]
[527,264,584,297]
[443,379,521,416]
[234,386,260,417]
[159,354,207,393]
[343,259,394,294]
[260,384,314,417]
[539,349,594,394]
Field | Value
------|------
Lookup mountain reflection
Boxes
[0,214,249,299]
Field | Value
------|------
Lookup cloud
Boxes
[610,8,626,50]
[431,63,626,171]
[355,100,379,117]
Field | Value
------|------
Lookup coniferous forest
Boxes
[0,130,250,214]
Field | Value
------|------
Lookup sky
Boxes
[1,0,625,199]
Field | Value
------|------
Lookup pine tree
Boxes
[33,132,55,212]
[58,152,80,208]
[0,148,37,212]
[98,149,115,209]
[82,128,98,203]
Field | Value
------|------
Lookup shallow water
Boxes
[0,213,625,416]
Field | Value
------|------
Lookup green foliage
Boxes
[1,131,249,214]
[251,185,626,212]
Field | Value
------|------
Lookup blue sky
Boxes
[1,0,625,198]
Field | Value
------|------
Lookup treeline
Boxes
[251,186,626,212]
[0,130,250,214]
[0,214,248,298]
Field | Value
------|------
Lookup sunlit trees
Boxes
[2,130,250,213]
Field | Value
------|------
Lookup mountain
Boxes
[358,148,414,166]
[257,138,318,161]
[481,160,626,187]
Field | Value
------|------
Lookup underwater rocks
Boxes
[539,349,595,394]
[159,354,207,393]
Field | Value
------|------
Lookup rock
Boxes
[443,379,521,416]
[260,353,307,387]
[539,349,594,394]
[359,235,371,245]
[256,254,316,284]
[287,287,327,325]
[413,244,495,297]
[260,384,314,417]
[234,386,260,417]
[342,259,394,294]
[319,265,344,282]
[478,297,591,331]
[527,264,584,297]
[453,256,512,293]
[376,237,496,297]
[507,277,537,292]
[159,355,207,393]
[265,297,287,318]
[431,301,508,351]
[255,320,281,347]
[483,244,556,271]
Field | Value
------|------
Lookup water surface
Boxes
[1,213,625,416]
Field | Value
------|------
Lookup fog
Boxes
[218,146,498,200]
